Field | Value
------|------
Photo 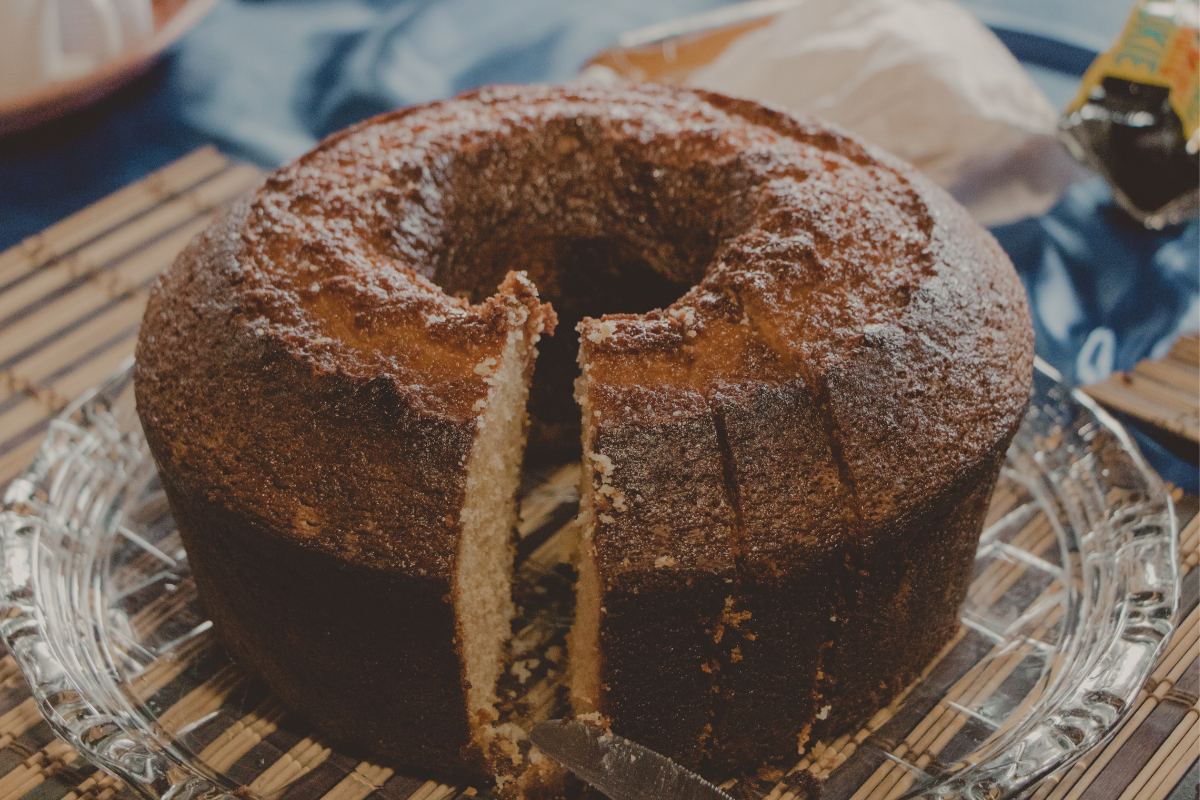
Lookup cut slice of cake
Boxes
[455,273,556,775]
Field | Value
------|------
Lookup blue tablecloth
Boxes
[0,0,1195,487]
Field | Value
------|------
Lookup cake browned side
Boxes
[135,83,1034,784]
[571,92,1034,774]
[135,195,552,779]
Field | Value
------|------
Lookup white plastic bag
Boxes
[686,0,1091,225]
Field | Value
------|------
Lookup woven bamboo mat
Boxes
[0,148,1196,800]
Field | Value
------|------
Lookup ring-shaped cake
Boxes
[134,84,1034,788]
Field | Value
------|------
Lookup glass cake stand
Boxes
[0,358,1179,800]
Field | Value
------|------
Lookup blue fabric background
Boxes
[0,0,1195,486]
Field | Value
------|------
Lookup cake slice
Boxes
[454,274,558,775]
[569,322,739,768]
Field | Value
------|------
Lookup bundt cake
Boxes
[134,83,1034,786]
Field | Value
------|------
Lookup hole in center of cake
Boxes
[429,115,761,459]
[444,235,693,459]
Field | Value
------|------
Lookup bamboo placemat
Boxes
[1086,338,1200,445]
[0,148,1196,800]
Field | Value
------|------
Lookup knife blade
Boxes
[528,719,735,800]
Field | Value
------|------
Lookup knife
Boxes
[528,719,735,800]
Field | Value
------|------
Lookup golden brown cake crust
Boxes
[571,89,1034,772]
[136,83,1034,780]
[135,198,552,777]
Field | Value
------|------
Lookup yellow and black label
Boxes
[1068,0,1199,140]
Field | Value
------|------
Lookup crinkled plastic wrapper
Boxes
[1060,0,1199,229]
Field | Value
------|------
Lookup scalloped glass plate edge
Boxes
[0,356,1180,800]
[0,358,229,800]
